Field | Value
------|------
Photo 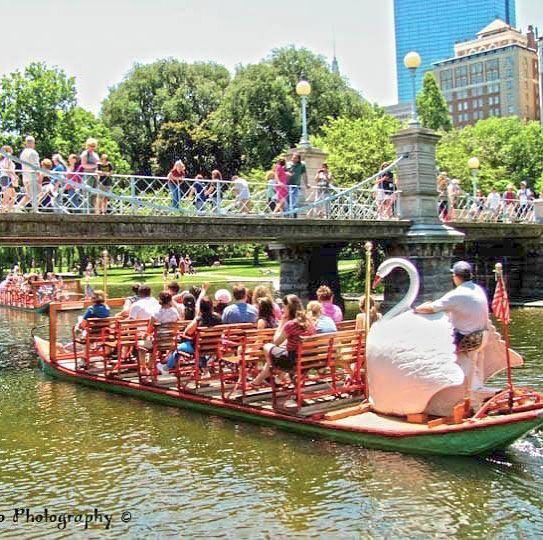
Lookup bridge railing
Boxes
[442,194,535,224]
[0,152,405,220]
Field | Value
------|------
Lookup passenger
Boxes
[252,285,282,320]
[182,293,196,321]
[355,295,382,332]
[251,295,315,387]
[256,297,278,329]
[221,284,257,324]
[120,283,140,316]
[128,285,160,320]
[306,301,337,333]
[166,281,185,318]
[149,292,180,325]
[164,291,221,377]
[214,289,232,315]
[316,285,343,323]
[80,290,110,329]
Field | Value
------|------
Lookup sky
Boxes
[0,0,541,114]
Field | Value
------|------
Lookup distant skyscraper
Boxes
[394,0,516,102]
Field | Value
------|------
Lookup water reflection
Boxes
[0,307,542,537]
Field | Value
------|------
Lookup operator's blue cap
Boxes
[451,261,473,278]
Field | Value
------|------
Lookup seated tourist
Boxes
[317,285,343,323]
[306,301,337,334]
[355,295,382,332]
[252,285,282,320]
[128,285,160,320]
[167,281,185,318]
[120,283,140,316]
[79,290,110,330]
[222,284,257,324]
[214,289,231,315]
[164,290,221,377]
[251,295,315,388]
[256,297,278,329]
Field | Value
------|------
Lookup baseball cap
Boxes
[214,289,232,304]
[450,261,473,278]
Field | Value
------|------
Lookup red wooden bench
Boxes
[218,327,275,400]
[270,329,365,412]
[104,319,149,377]
[72,317,117,373]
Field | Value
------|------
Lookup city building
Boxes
[394,0,516,103]
[433,20,540,128]
[384,102,413,123]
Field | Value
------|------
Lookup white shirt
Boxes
[431,281,489,335]
[129,296,160,320]
[233,177,250,200]
[20,147,40,183]
[154,306,180,324]
[486,191,501,210]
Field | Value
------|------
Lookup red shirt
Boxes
[168,168,185,183]
[284,320,315,351]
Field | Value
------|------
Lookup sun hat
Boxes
[214,289,232,304]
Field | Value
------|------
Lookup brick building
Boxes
[433,19,540,128]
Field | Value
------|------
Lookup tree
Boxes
[268,46,369,134]
[101,60,230,173]
[312,111,401,186]
[54,107,130,173]
[210,63,299,172]
[0,62,77,156]
[416,72,452,132]
[437,117,543,193]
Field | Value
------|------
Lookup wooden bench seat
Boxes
[105,319,150,377]
[218,327,275,400]
[174,323,254,391]
[336,319,356,331]
[72,317,117,373]
[271,329,365,413]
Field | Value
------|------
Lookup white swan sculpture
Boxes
[366,257,523,417]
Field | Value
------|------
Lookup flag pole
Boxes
[494,262,514,410]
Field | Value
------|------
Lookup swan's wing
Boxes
[367,311,464,415]
[480,322,523,380]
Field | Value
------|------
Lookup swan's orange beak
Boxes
[372,275,381,289]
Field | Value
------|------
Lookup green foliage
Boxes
[312,112,401,186]
[0,62,77,156]
[437,117,543,193]
[268,46,369,133]
[101,60,230,174]
[211,63,298,172]
[416,72,452,132]
[54,107,130,173]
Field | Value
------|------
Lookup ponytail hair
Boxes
[283,294,309,330]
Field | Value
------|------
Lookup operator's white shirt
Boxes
[431,281,488,335]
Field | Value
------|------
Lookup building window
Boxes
[454,66,468,87]
[440,70,453,91]
[486,59,500,81]
[470,62,484,84]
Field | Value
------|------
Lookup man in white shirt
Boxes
[129,285,160,320]
[17,136,40,210]
[415,261,488,346]
[486,186,502,215]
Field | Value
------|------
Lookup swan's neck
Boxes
[383,264,420,320]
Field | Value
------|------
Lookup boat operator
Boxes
[414,261,488,351]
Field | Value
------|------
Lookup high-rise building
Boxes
[433,20,540,127]
[394,0,516,103]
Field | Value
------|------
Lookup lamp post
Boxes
[468,157,480,198]
[404,51,422,127]
[102,250,109,299]
[296,77,312,148]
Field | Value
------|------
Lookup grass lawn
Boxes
[87,257,360,296]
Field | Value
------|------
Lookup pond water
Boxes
[0,307,542,538]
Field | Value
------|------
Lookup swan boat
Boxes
[34,288,543,457]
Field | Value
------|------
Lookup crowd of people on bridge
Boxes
[0,136,114,214]
[437,172,539,222]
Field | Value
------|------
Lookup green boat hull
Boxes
[38,357,543,457]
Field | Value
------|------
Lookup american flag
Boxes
[492,275,510,324]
